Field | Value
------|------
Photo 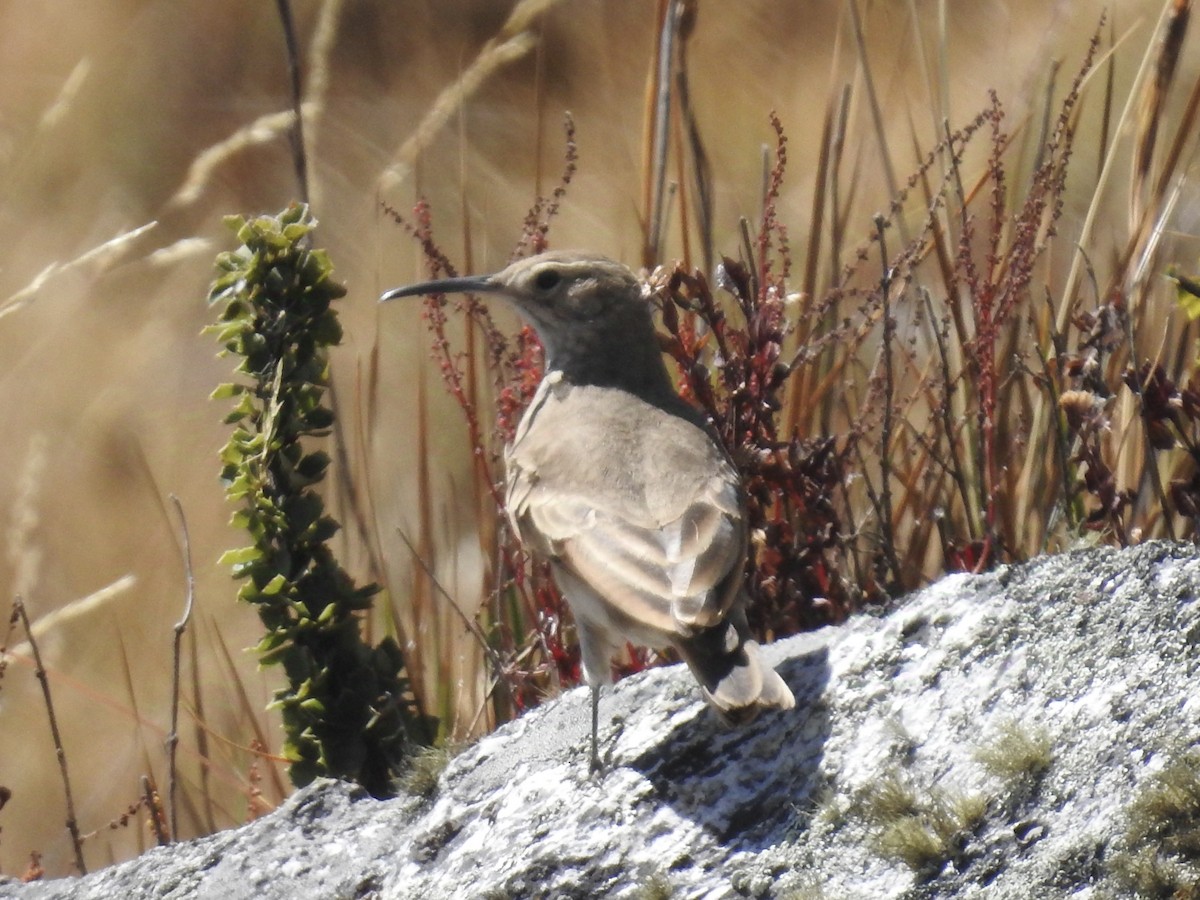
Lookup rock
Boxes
[3,541,1199,899]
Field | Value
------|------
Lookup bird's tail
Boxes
[675,606,796,724]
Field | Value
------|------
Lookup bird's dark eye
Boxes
[534,269,561,291]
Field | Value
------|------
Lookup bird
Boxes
[381,250,795,770]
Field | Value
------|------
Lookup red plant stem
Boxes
[422,295,505,512]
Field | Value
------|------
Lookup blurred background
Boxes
[0,0,1195,877]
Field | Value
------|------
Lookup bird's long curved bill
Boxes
[380,275,497,302]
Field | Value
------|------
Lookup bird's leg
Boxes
[570,607,616,774]
[589,684,602,773]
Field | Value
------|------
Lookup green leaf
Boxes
[259,642,299,668]
[218,545,263,567]
[305,407,335,429]
[312,315,343,346]
[1169,268,1200,321]
[296,451,331,480]
[261,573,288,596]
[258,643,293,667]
[282,222,311,242]
[280,203,308,226]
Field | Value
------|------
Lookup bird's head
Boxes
[381,251,655,376]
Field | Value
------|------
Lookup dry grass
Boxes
[0,0,1197,878]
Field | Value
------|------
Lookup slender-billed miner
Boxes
[382,250,795,770]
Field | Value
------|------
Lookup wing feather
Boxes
[505,382,747,639]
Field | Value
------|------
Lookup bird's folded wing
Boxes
[504,381,748,635]
[510,478,745,635]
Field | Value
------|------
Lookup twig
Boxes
[188,625,216,833]
[739,216,759,308]
[847,0,902,239]
[327,378,388,593]
[141,775,168,847]
[1031,60,1061,180]
[921,286,976,539]
[1058,4,1170,335]
[394,527,507,679]
[274,0,309,206]
[167,495,195,842]
[874,215,902,591]
[674,0,712,274]
[1031,333,1079,533]
[645,0,680,265]
[1125,324,1177,542]
[1098,16,1116,183]
[1,598,18,696]
[15,597,86,874]
[829,83,852,289]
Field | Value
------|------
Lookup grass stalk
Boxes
[166,495,195,843]
[14,597,86,874]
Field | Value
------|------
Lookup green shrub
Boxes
[208,203,431,797]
